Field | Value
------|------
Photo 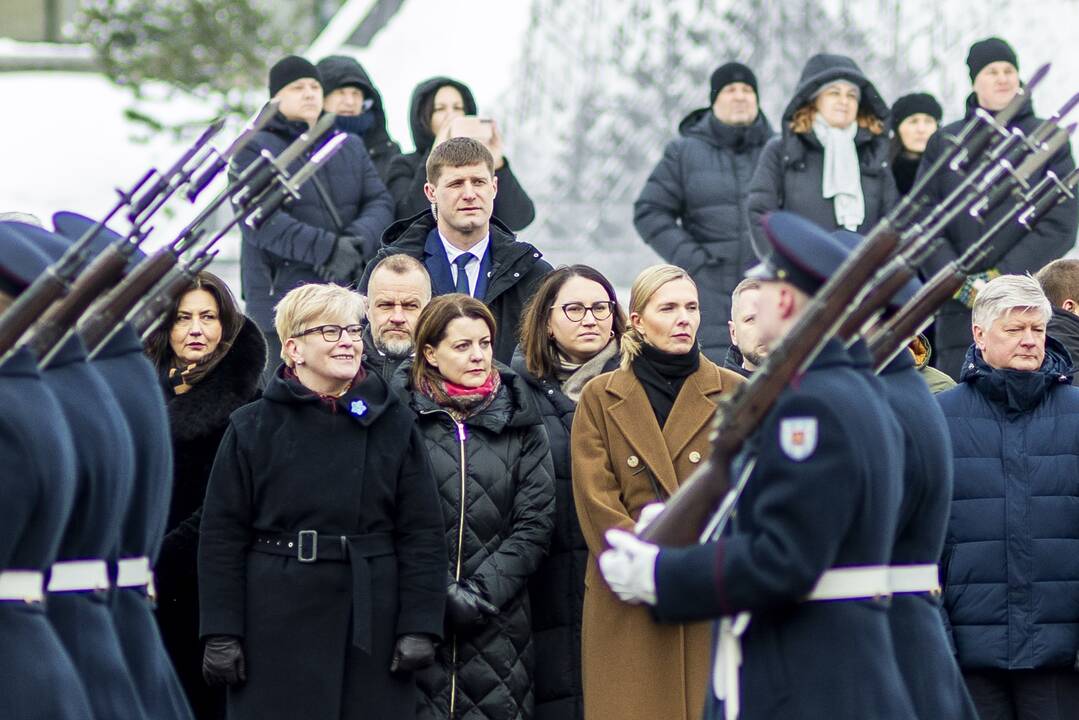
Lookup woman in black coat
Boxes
[146,271,265,720]
[510,266,625,720]
[394,293,555,720]
[198,283,447,720]
[386,76,536,231]
[747,53,897,257]
[888,93,943,197]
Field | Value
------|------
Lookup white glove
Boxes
[634,502,666,534]
[599,529,659,605]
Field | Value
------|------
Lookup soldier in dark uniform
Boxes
[5,222,148,720]
[831,230,980,720]
[597,212,914,719]
[0,224,95,719]
[52,213,195,720]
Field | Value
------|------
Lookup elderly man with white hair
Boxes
[936,274,1079,720]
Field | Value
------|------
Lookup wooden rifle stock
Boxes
[836,261,919,341]
[27,243,135,361]
[641,227,902,546]
[77,247,186,351]
[867,269,966,370]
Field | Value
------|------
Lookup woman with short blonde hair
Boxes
[747,53,897,256]
[570,264,744,720]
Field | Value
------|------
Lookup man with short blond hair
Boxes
[360,137,551,363]
[725,278,766,376]
[1036,258,1079,363]
[937,274,1079,719]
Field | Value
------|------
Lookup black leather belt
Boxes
[251,530,394,653]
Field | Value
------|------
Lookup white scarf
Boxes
[813,114,864,231]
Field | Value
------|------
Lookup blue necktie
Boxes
[453,252,474,295]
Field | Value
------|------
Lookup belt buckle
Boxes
[298,530,318,563]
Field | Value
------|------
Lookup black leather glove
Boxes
[316,236,364,284]
[446,580,499,631]
[202,635,246,687]
[389,633,436,673]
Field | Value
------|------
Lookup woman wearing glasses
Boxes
[570,264,744,720]
[198,283,446,720]
[393,294,554,720]
[511,265,625,720]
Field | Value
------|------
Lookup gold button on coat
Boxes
[688,451,702,464]
[627,455,640,468]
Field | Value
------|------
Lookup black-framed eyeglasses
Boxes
[552,301,615,322]
[292,324,365,342]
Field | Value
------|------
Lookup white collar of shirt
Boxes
[438,231,490,295]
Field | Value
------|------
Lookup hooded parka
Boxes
[394,362,556,720]
[634,108,774,362]
[386,77,536,231]
[747,54,898,259]
[199,366,446,720]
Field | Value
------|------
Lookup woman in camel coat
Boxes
[571,264,744,720]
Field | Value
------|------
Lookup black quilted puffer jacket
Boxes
[394,362,555,720]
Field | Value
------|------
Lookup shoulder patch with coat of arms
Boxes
[779,417,818,461]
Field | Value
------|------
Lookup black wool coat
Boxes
[392,363,555,720]
[510,350,619,720]
[917,95,1078,379]
[1048,307,1079,368]
[0,348,95,720]
[155,318,266,720]
[41,336,147,720]
[234,112,395,331]
[386,76,536,231]
[199,368,447,720]
[634,109,774,362]
[746,54,898,260]
[851,342,979,719]
[654,340,915,720]
[360,211,552,365]
[92,326,193,720]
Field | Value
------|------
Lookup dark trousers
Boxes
[963,668,1079,720]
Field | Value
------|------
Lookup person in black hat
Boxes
[634,61,774,363]
[889,92,943,196]
[915,37,1077,380]
[316,55,402,183]
[234,54,395,385]
[747,54,898,259]
[0,223,97,720]
[597,211,916,720]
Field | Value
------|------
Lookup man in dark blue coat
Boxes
[917,38,1079,380]
[634,62,773,363]
[937,274,1079,719]
[0,225,95,720]
[235,55,395,381]
[360,137,551,365]
[597,212,913,720]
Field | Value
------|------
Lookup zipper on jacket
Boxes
[449,418,467,718]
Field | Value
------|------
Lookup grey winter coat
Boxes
[634,109,774,362]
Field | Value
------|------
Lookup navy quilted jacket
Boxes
[936,339,1079,670]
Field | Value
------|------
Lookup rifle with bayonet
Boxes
[17,104,280,366]
[640,63,1063,547]
[0,121,231,356]
[84,126,349,357]
[867,163,1079,371]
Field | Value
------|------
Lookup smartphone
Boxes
[449,116,494,144]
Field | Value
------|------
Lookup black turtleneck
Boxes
[631,343,701,427]
[892,153,922,197]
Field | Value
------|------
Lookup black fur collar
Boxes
[166,317,267,442]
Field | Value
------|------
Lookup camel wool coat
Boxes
[571,355,744,720]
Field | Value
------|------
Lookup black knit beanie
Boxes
[890,93,943,130]
[710,62,758,103]
[966,37,1018,81]
[269,55,321,97]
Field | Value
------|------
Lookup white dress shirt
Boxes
[439,231,490,297]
